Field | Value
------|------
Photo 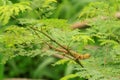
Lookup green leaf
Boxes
[60,74,79,80]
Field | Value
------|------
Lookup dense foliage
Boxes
[0,0,120,80]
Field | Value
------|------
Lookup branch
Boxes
[30,26,85,67]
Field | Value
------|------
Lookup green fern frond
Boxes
[100,39,119,46]
[2,25,34,47]
[72,33,95,45]
[0,2,31,25]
